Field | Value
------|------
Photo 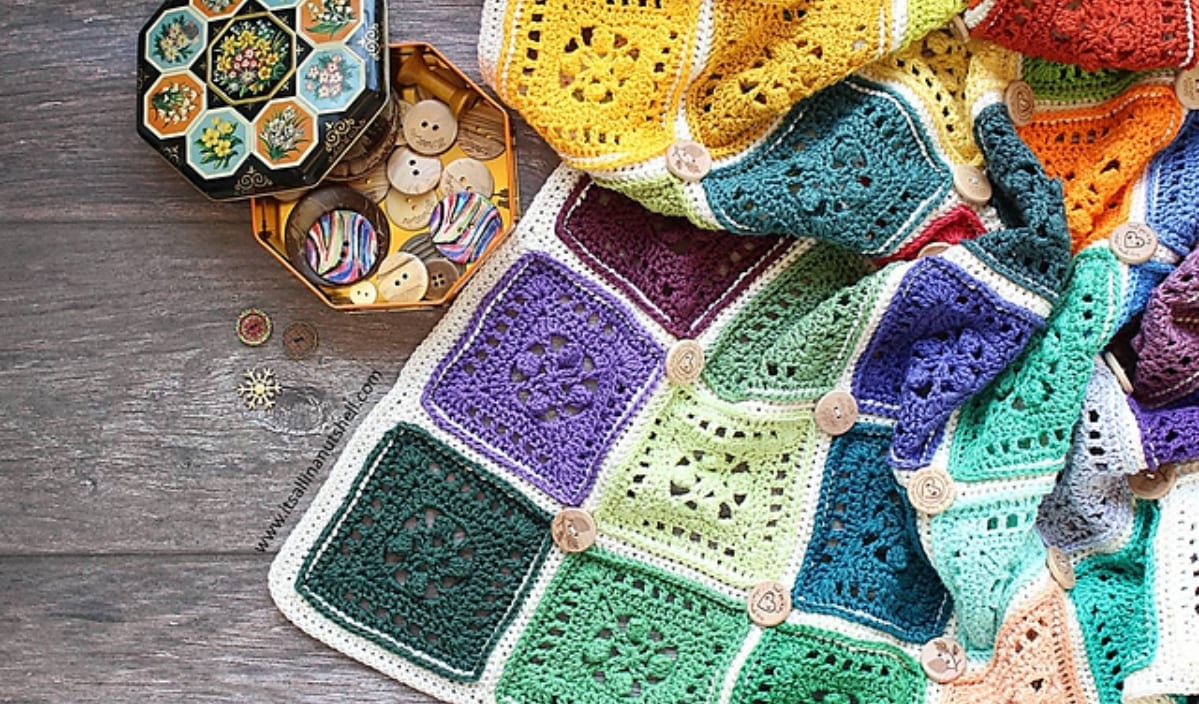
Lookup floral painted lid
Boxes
[136,0,388,201]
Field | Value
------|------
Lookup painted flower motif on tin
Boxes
[151,82,201,125]
[212,18,290,99]
[152,15,201,64]
[197,0,239,12]
[195,116,243,169]
[258,105,309,161]
[303,52,353,101]
[305,0,355,36]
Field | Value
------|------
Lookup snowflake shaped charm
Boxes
[236,367,282,410]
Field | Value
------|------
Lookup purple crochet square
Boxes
[556,181,789,338]
[423,252,664,505]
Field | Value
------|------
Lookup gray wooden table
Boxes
[0,2,557,700]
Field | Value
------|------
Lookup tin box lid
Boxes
[136,0,388,201]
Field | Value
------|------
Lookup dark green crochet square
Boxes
[295,423,553,682]
[497,549,749,704]
[730,623,923,704]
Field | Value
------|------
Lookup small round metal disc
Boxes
[921,637,967,683]
[665,340,705,385]
[1110,223,1159,265]
[747,582,792,627]
[281,321,319,360]
[1046,545,1076,590]
[907,466,957,515]
[236,308,272,346]
[1128,465,1177,500]
[551,509,597,553]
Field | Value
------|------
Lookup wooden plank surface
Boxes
[0,1,556,700]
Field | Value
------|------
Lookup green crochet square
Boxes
[295,423,553,682]
[730,623,923,704]
[595,386,815,587]
[496,549,749,704]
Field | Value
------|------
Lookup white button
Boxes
[665,140,712,182]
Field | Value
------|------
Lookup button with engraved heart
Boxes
[666,340,705,384]
[747,581,792,627]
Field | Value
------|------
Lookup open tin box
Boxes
[136,1,519,312]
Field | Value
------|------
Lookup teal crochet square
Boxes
[729,623,924,704]
[496,549,749,704]
[295,423,553,682]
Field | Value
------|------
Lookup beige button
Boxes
[387,147,442,195]
[1103,351,1134,395]
[458,103,508,161]
[551,508,597,553]
[665,340,705,384]
[1110,223,1159,265]
[907,466,956,515]
[386,188,439,231]
[424,258,459,299]
[1005,80,1036,127]
[1046,545,1076,590]
[1175,68,1199,109]
[918,241,952,258]
[403,99,458,156]
[348,162,390,203]
[953,164,993,206]
[815,390,858,436]
[1128,465,1177,500]
[439,157,495,198]
[747,582,791,628]
[921,637,967,684]
[348,280,378,305]
[394,99,413,146]
[375,251,429,303]
[949,14,971,43]
[665,140,712,182]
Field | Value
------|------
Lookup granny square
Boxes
[423,252,663,505]
[294,423,553,681]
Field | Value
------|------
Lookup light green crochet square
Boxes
[595,386,815,587]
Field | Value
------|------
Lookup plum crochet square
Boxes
[294,424,553,681]
[496,549,748,704]
[555,181,789,338]
[423,252,663,505]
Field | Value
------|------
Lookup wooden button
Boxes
[439,157,495,198]
[1128,465,1177,500]
[424,258,459,299]
[1175,68,1199,109]
[918,241,952,258]
[551,509,596,553]
[665,340,705,384]
[348,280,377,305]
[403,99,458,156]
[949,14,971,43]
[348,162,390,203]
[1005,80,1036,127]
[458,103,507,161]
[665,140,712,182]
[236,308,272,347]
[1103,351,1134,394]
[747,582,792,627]
[815,390,858,436]
[1110,223,1159,265]
[375,251,429,303]
[399,232,440,261]
[385,188,439,231]
[907,466,956,515]
[393,99,413,147]
[1046,545,1076,590]
[921,637,967,683]
[387,147,442,195]
[953,164,993,206]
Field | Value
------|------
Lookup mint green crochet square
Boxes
[595,386,815,587]
[730,623,923,704]
[496,549,749,704]
[704,241,878,403]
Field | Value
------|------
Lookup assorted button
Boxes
[815,390,858,436]
[1128,465,1177,500]
[424,258,460,299]
[1109,222,1159,265]
[1175,67,1199,110]
[665,140,712,182]
[387,147,443,195]
[236,308,272,347]
[953,164,993,206]
[665,340,705,385]
[457,103,508,161]
[440,157,496,198]
[918,241,953,258]
[348,280,378,305]
[1103,351,1135,394]
[430,191,504,264]
[949,15,971,43]
[386,188,439,231]
[551,508,597,553]
[1004,80,1036,127]
[348,162,390,204]
[282,321,319,360]
[400,232,441,261]
[403,99,459,156]
[747,582,792,628]
[1045,545,1076,590]
[907,466,957,515]
[375,251,430,303]
[921,637,967,683]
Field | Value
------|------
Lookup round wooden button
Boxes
[439,157,495,198]
[815,390,858,436]
[918,241,952,258]
[1110,222,1159,265]
[665,140,712,182]
[386,188,439,231]
[400,232,440,261]
[1005,80,1036,127]
[387,147,442,195]
[348,162,390,203]
[403,99,458,156]
[281,321,319,360]
[1128,465,1177,500]
[949,14,971,43]
[1175,68,1199,109]
[953,164,993,206]
[394,99,413,147]
[551,509,597,553]
[907,466,956,515]
[348,280,378,305]
[376,251,429,303]
[665,340,705,384]
[1045,545,1076,590]
[236,308,272,347]
[747,582,792,627]
[1103,351,1134,395]
[424,258,459,299]
[458,103,507,161]
[921,637,967,684]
